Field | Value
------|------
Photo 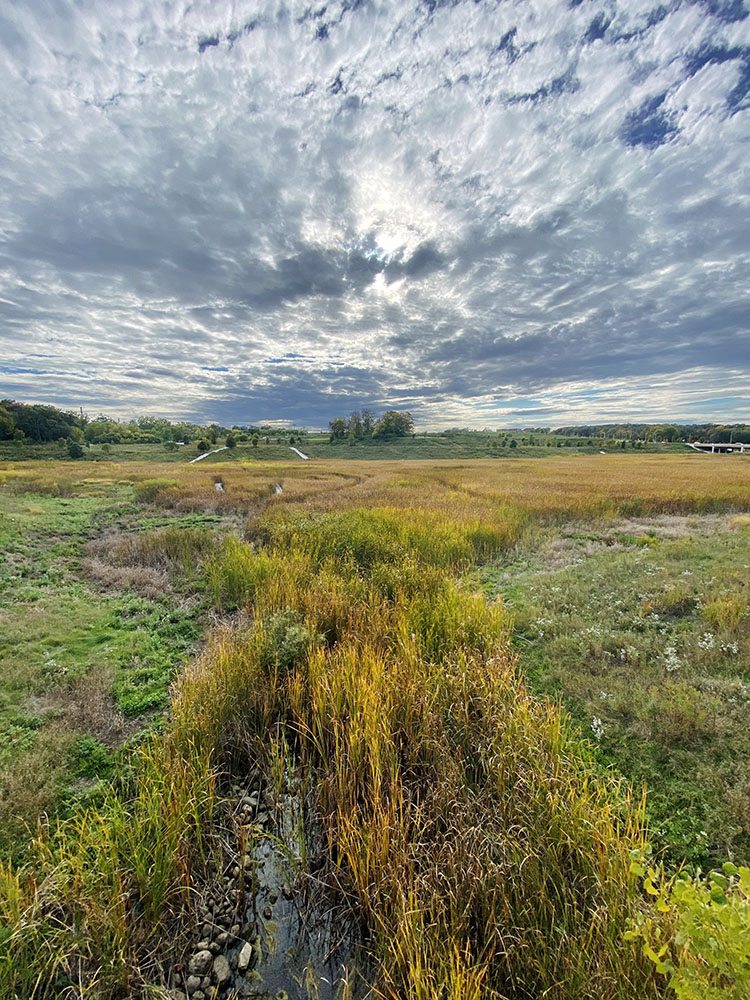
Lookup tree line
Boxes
[0,400,313,458]
[329,410,414,442]
[553,422,750,442]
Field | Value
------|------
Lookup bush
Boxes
[258,609,321,674]
[67,439,84,459]
[627,859,750,999]
[132,478,179,504]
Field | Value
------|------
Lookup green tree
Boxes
[329,417,347,442]
[373,411,414,439]
[361,409,375,436]
[347,412,363,439]
[67,439,84,459]
[226,434,237,449]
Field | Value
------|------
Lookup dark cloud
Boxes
[0,0,748,428]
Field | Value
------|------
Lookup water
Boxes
[223,779,373,1000]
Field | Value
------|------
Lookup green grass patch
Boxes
[482,516,750,866]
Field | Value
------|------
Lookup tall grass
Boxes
[4,459,748,997]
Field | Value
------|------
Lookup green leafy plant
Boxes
[627,853,750,998]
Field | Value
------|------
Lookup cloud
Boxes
[0,0,748,428]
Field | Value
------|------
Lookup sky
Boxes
[1,0,749,430]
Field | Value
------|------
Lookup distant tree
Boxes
[196,439,209,453]
[361,410,375,436]
[347,412,363,439]
[252,435,259,448]
[67,439,84,459]
[373,411,414,439]
[509,439,518,449]
[164,441,178,452]
[329,417,347,442]
[289,436,295,445]
[226,434,237,449]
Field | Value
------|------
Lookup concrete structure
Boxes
[687,441,749,454]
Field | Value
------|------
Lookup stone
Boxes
[262,905,272,920]
[168,991,186,1000]
[193,993,205,1000]
[237,941,254,972]
[213,954,232,987]
[216,931,228,946]
[185,976,201,995]
[196,940,210,951]
[188,951,213,977]
[210,942,221,955]
[231,924,240,936]
[200,923,213,940]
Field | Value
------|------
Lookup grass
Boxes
[0,452,749,998]
[480,513,750,868]
[0,483,208,862]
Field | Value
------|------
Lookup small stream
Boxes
[174,772,372,1000]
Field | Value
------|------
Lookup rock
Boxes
[193,992,205,1000]
[210,942,221,955]
[213,954,231,987]
[268,892,278,904]
[237,941,254,972]
[168,992,186,1000]
[196,940,210,951]
[216,931,228,946]
[185,975,201,995]
[231,924,240,936]
[188,951,213,977]
[200,923,213,940]
[262,905,272,920]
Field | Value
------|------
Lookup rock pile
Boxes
[172,773,281,999]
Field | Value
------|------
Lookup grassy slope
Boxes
[0,433,691,465]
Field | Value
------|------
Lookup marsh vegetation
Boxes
[0,453,748,998]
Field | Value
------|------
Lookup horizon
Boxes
[4,394,748,436]
[1,1,749,427]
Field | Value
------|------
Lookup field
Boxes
[1,451,749,999]
[0,430,688,467]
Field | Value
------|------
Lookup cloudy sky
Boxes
[1,0,748,429]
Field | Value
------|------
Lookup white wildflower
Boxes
[664,646,681,672]
[698,632,715,650]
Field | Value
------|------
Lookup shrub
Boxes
[132,478,179,504]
